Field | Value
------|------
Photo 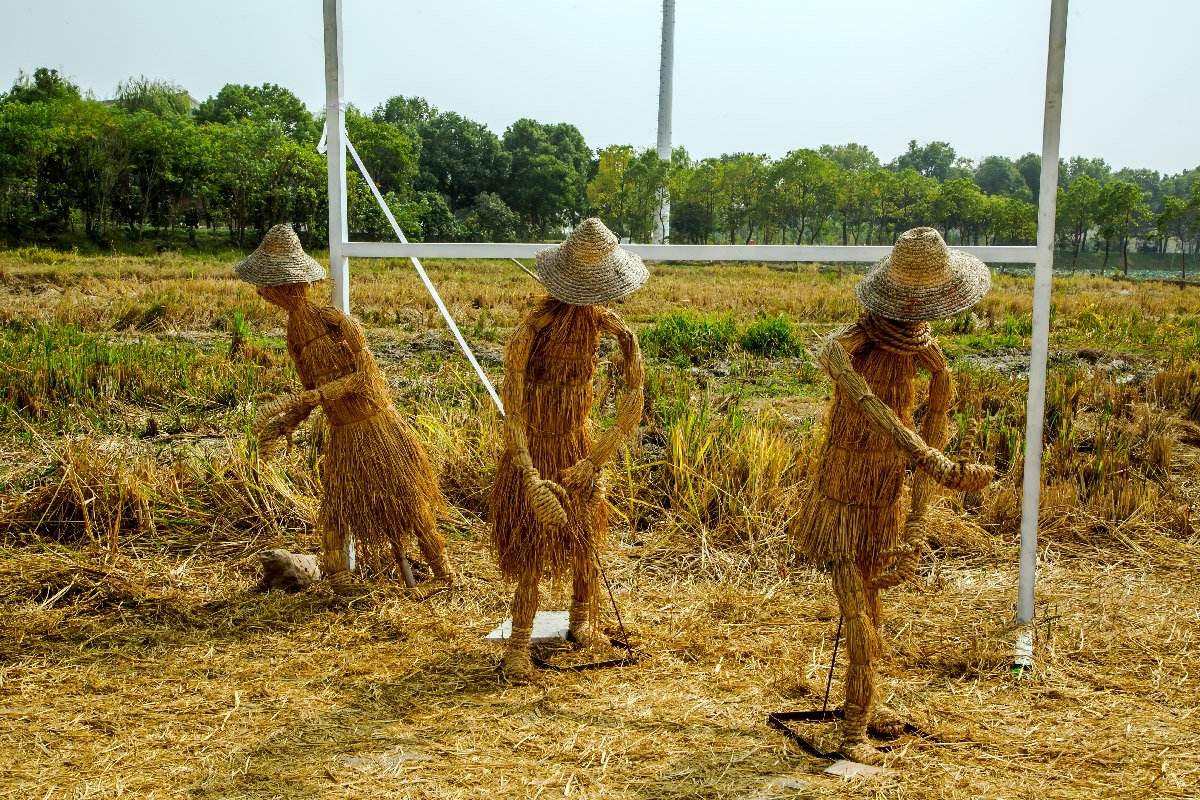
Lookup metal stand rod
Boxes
[821,615,843,714]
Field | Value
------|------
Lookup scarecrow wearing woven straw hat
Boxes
[791,227,995,764]
[236,224,452,590]
[492,218,647,682]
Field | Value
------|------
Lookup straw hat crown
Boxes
[234,224,326,287]
[535,218,649,305]
[855,227,990,321]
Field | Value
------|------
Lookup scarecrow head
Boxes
[855,227,991,323]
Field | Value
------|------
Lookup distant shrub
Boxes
[641,310,737,365]
[740,313,803,357]
[12,245,78,265]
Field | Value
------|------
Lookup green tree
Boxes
[821,144,878,244]
[196,83,316,143]
[1095,180,1148,274]
[931,177,986,244]
[974,155,1030,199]
[0,99,65,237]
[500,118,589,237]
[1065,156,1111,186]
[884,168,937,240]
[714,153,769,244]
[417,111,509,210]
[586,145,637,237]
[769,149,838,244]
[670,157,718,244]
[459,191,520,242]
[1057,174,1101,267]
[1157,195,1197,278]
[344,109,419,197]
[3,68,80,105]
[54,99,133,239]
[114,76,192,117]
[372,95,436,129]
[985,195,1036,245]
[818,142,879,173]
[202,120,324,245]
[892,140,957,181]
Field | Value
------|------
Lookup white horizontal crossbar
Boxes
[341,242,1037,263]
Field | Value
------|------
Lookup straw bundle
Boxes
[490,295,644,678]
[255,283,450,582]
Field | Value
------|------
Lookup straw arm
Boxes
[818,336,992,493]
[253,392,318,451]
[911,344,953,513]
[306,354,369,405]
[561,310,645,495]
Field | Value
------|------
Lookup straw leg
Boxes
[502,568,538,683]
[321,520,351,579]
[568,542,598,647]
[382,531,418,588]
[833,559,883,765]
[415,520,453,584]
[861,566,905,738]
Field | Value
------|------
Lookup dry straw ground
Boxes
[0,249,1198,799]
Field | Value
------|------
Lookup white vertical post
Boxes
[323,0,350,314]
[1014,0,1069,671]
[652,0,675,244]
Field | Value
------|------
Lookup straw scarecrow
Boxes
[492,218,647,682]
[791,227,995,764]
[237,224,451,589]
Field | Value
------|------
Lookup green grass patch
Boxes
[739,314,804,358]
[641,311,738,366]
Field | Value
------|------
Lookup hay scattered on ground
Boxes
[1,257,1198,798]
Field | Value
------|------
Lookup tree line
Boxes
[2,67,1198,275]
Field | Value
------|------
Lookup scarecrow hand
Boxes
[872,513,930,590]
[938,459,993,493]
[914,448,994,493]
[560,458,598,499]
[253,392,318,456]
[524,471,569,530]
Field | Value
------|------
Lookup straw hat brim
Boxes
[535,247,649,306]
[856,249,991,321]
[234,251,326,287]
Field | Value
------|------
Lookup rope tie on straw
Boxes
[859,313,932,355]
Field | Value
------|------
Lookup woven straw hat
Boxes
[535,218,649,305]
[856,227,990,321]
[234,224,326,287]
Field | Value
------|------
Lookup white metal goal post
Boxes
[320,0,1068,669]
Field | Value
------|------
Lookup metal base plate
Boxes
[485,610,570,643]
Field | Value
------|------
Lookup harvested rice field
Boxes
[1,251,1198,799]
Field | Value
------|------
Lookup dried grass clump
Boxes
[0,439,319,558]
[0,441,156,553]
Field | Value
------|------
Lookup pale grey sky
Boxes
[2,0,1196,174]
